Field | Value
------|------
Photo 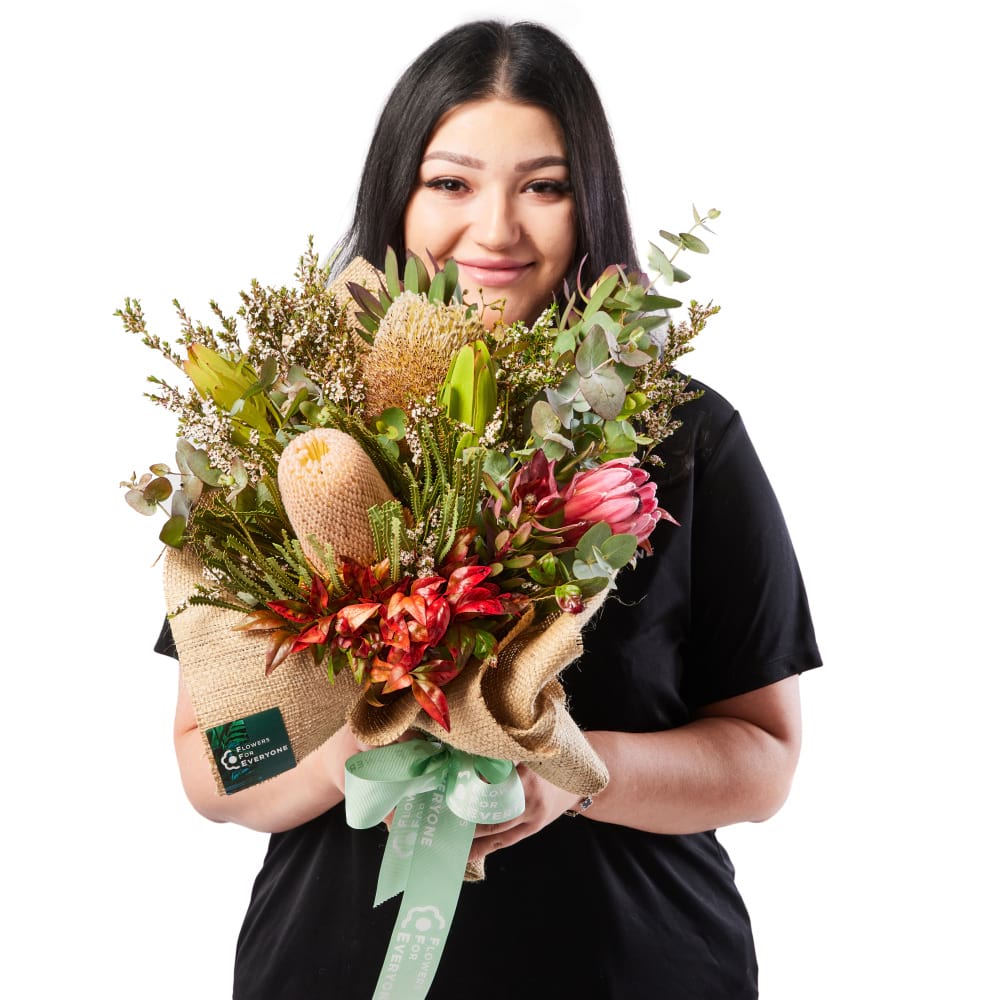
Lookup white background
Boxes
[2,1,996,997]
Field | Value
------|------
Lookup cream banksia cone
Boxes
[277,428,394,570]
[360,291,486,418]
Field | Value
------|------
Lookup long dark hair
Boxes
[334,20,639,294]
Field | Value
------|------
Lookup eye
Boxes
[524,179,572,197]
[424,177,469,194]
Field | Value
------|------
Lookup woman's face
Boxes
[403,98,576,328]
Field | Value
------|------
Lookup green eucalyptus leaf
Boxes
[641,294,683,311]
[376,435,400,461]
[672,267,691,284]
[575,326,610,378]
[175,439,196,470]
[658,230,683,248]
[635,314,675,333]
[149,463,171,476]
[375,406,406,440]
[159,515,187,548]
[610,339,655,368]
[679,232,710,254]
[125,489,158,516]
[544,386,576,427]
[708,208,721,219]
[648,243,674,282]
[530,400,562,438]
[600,533,638,569]
[586,312,621,343]
[574,576,610,598]
[142,476,172,503]
[553,368,581,401]
[482,449,515,484]
[603,418,638,458]
[574,521,612,558]
[187,448,223,486]
[552,327,578,356]
[170,489,192,520]
[541,438,569,461]
[579,367,626,420]
[571,558,604,580]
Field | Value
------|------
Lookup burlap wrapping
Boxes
[164,252,611,877]
[163,545,357,796]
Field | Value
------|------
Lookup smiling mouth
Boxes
[457,260,534,287]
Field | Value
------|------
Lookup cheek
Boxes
[403,191,457,258]
[542,205,576,273]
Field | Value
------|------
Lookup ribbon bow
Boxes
[345,738,525,1000]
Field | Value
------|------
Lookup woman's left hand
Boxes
[467,765,581,865]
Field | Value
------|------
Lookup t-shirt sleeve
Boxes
[683,410,822,707]
[154,617,179,660]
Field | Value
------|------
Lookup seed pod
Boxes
[277,428,394,570]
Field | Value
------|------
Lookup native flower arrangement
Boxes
[121,211,718,732]
[121,214,720,732]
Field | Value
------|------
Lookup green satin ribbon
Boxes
[345,738,525,1000]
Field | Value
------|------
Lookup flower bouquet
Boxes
[121,210,719,999]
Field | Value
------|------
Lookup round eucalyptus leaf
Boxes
[125,489,158,516]
[143,476,173,503]
[600,533,638,570]
[648,243,674,282]
[170,490,192,520]
[530,400,562,437]
[181,473,204,503]
[187,448,223,486]
[159,515,187,548]
[579,366,625,420]
[574,326,610,377]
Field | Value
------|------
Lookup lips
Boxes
[457,258,534,288]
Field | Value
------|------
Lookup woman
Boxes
[166,19,822,999]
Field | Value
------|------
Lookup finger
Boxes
[471,818,523,840]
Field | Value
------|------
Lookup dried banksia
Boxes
[277,427,394,571]
[360,291,487,418]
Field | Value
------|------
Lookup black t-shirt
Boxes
[158,379,822,999]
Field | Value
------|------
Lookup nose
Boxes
[473,187,520,250]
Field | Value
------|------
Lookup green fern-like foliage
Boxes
[368,500,406,580]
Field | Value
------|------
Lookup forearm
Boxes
[172,670,358,832]
[583,716,799,834]
[174,724,352,833]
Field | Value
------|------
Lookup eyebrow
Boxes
[422,151,569,172]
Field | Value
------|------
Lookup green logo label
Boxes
[205,707,294,794]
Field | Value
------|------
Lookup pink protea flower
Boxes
[561,458,678,552]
